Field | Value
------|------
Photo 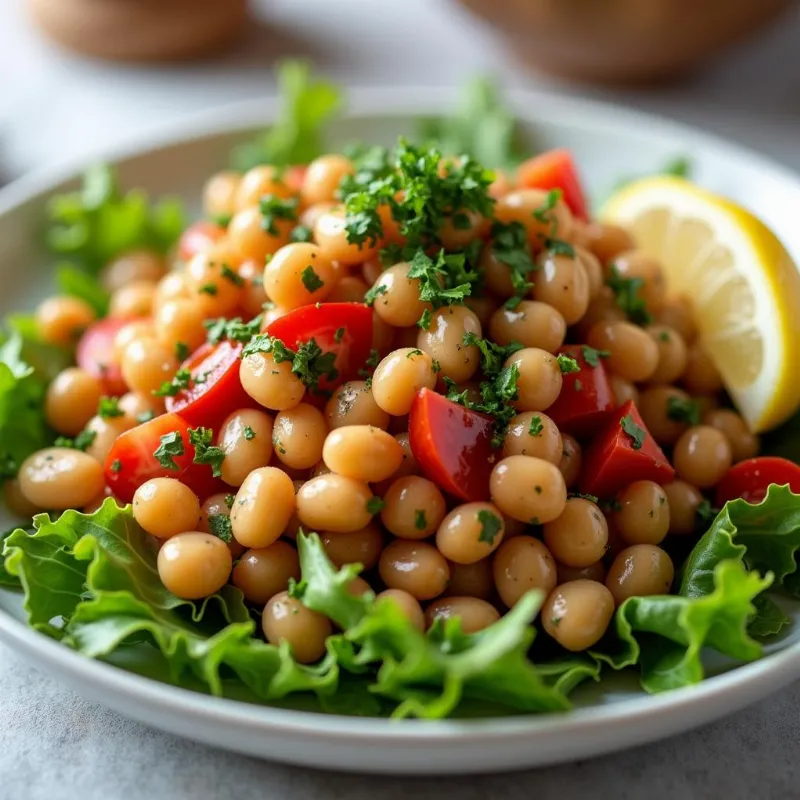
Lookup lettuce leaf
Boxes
[55,265,110,316]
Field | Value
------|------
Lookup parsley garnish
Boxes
[580,346,610,368]
[292,340,339,392]
[110,459,122,473]
[557,354,580,374]
[205,315,264,345]
[188,427,226,477]
[696,499,719,525]
[259,194,299,235]
[477,509,502,545]
[418,308,432,330]
[175,341,190,362]
[606,264,653,325]
[54,429,97,452]
[334,327,345,343]
[291,224,313,243]
[153,368,192,397]
[98,396,124,419]
[366,497,385,514]
[620,414,646,450]
[224,494,235,509]
[528,416,543,437]
[221,264,244,286]
[136,410,155,424]
[658,330,671,342]
[243,425,256,441]
[415,509,427,530]
[364,283,388,307]
[461,333,523,376]
[199,283,218,296]
[207,514,233,542]
[667,395,701,425]
[407,248,476,310]
[301,265,324,293]
[357,348,381,380]
[491,221,536,307]
[406,349,423,358]
[569,492,599,504]
[153,431,184,470]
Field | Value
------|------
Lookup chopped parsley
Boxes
[461,333,523,376]
[290,224,313,243]
[292,340,339,392]
[580,346,610,368]
[188,427,226,477]
[407,248,477,311]
[696,499,720,525]
[54,429,97,452]
[97,396,124,419]
[205,315,264,345]
[357,348,381,381]
[175,341,190,362]
[199,283,218,296]
[491,221,536,306]
[569,491,599,504]
[556,354,580,374]
[207,514,233,543]
[477,509,502,545]
[334,327,345,343]
[528,415,543,437]
[414,509,427,530]
[364,283,388,307]
[366,496,385,514]
[667,395,701,425]
[620,414,646,450]
[606,264,653,325]
[658,330,671,342]
[406,349,423,358]
[153,368,192,397]
[274,438,287,455]
[417,308,432,330]
[153,431,185,470]
[110,459,122,473]
[221,264,244,286]
[243,425,256,441]
[259,194,299,235]
[224,494,236,509]
[301,265,324,293]
[136,409,155,424]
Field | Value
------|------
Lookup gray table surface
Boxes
[3,1,800,797]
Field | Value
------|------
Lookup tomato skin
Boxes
[716,457,800,506]
[547,345,616,436]
[178,220,226,262]
[76,317,136,396]
[408,388,497,502]
[104,412,223,503]
[516,148,590,220]
[266,302,374,390]
[166,340,254,430]
[580,400,674,499]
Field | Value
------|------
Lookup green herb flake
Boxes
[188,427,226,477]
[301,265,325,293]
[243,425,256,441]
[199,283,218,296]
[175,341,190,362]
[414,509,427,530]
[259,194,299,236]
[606,264,653,325]
[110,459,122,473]
[366,496,385,514]
[153,431,185,470]
[224,494,236,509]
[153,368,192,398]
[667,395,701,426]
[580,346,610,368]
[418,308,432,330]
[477,509,502,545]
[97,396,124,419]
[620,414,646,450]
[290,225,313,243]
[207,514,233,543]
[136,410,155,424]
[696,499,720,525]
[334,327,345,343]
[556,354,580,375]
[364,283,388,307]
[528,416,543,437]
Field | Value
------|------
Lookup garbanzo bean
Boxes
[324,381,390,431]
[101,250,165,292]
[575,245,603,298]
[109,281,157,318]
[18,447,104,509]
[236,259,269,317]
[232,541,300,605]
[240,351,306,411]
[44,368,105,436]
[445,559,494,599]
[84,414,133,463]
[217,408,274,486]
[532,252,590,324]
[378,540,450,601]
[262,591,331,664]
[371,348,437,416]
[493,535,558,608]
[703,408,759,463]
[490,456,567,525]
[198,493,234,536]
[612,480,669,546]
[327,274,370,304]
[320,523,384,570]
[113,320,156,362]
[502,412,563,463]
[464,295,500,329]
[323,425,403,483]
[203,170,241,220]
[543,498,609,568]
[542,580,615,651]
[494,188,573,249]
[372,311,395,356]
[296,474,374,533]
[439,210,490,251]
[118,391,163,426]
[574,285,626,340]
[184,250,241,316]
[346,576,373,598]
[263,243,336,310]
[314,206,378,266]
[153,271,189,309]
[557,560,607,584]
[36,296,95,345]
[582,221,635,265]
[228,205,292,263]
[655,296,697,344]
[435,501,505,564]
[646,325,688,385]
[154,298,207,351]
[235,165,292,210]
[662,480,703,535]
[506,348,563,412]
[682,344,723,395]
[272,403,327,471]
[673,425,732,488]
[480,245,516,298]
[489,301,567,354]
[231,467,296,548]
[607,251,666,312]
[425,596,500,634]
[158,532,232,600]
[371,431,420,495]
[417,305,482,383]
[558,434,582,488]
[3,478,42,517]
[605,544,674,606]
[376,589,425,631]
[637,385,693,446]
[587,321,659,383]
[121,337,178,395]
[132,478,201,539]
[302,154,354,206]
[608,374,639,407]
[370,263,430,327]
[381,475,446,540]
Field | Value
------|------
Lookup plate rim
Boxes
[2,85,800,743]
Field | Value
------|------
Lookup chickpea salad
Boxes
[3,62,800,719]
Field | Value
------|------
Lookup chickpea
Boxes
[583,222,636,265]
[263,243,336,310]
[239,352,306,411]
[113,320,156,362]
[184,251,241,316]
[637,386,693,446]
[3,478,42,517]
[673,425,732,489]
[574,285,626,340]
[587,321,659,383]
[228,205,292,263]
[542,580,615,651]
[101,250,165,292]
[607,251,666,312]
[118,391,162,426]
[18,447,104,509]
[417,305,482,383]
[558,434,582,488]
[464,295,500,329]
[662,480,703,536]
[198,492,236,541]
[703,408,759,463]
[506,348,563,412]
[272,403,327,471]
[296,474,374,533]
[377,589,425,631]
[236,259,269,317]
[445,559,494,599]
[84,414,133,463]
[372,311,395,356]
[322,425,403,483]
[378,540,450,601]
[493,536,558,608]
[494,189,573,250]
[158,532,232,600]
[480,246,517,298]
[44,368,105,436]
[368,262,429,327]
[301,154,354,206]
[543,498,608,568]
[656,296,697,344]
[438,208,490,251]
[362,259,383,286]
[321,523,383,570]
[489,169,515,199]
[557,560,607,584]
[490,455,567,525]
[346,576,374,599]
[231,467,296,548]
[132,478,201,539]
[608,374,639,407]
[425,596,500,634]
[646,325,688,385]
[436,501,505,564]
[605,544,674,605]
[327,275,369,304]
[489,301,567,354]
[153,271,189,309]
[324,381,390,431]
[381,475,446,540]
[121,337,178,395]
[203,170,241,220]
[371,431,420,495]
[612,480,669,546]
[371,348,437,416]
[235,165,292,210]
[314,206,378,266]
[682,344,723,395]
[532,252,590,325]
[154,298,207,352]
[231,542,300,606]
[262,591,332,664]
[575,245,603,299]
[216,409,274,486]
[502,412,563,463]
[36,296,95,345]
[109,280,157,318]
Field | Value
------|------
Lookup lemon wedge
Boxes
[602,176,800,433]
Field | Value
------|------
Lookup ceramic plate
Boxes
[2,88,800,775]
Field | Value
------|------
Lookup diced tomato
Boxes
[76,317,133,395]
[547,345,616,436]
[580,400,674,499]
[266,302,373,391]
[409,388,497,502]
[516,148,590,220]
[104,412,224,503]
[165,340,254,429]
[716,457,800,507]
[284,166,307,194]
[178,220,226,262]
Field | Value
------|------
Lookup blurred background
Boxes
[1,0,800,180]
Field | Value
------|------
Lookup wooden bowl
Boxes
[28,0,248,62]
[457,0,791,85]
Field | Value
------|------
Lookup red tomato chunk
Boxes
[716,456,800,507]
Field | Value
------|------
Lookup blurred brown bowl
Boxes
[457,0,791,85]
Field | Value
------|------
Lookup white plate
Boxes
[2,88,800,775]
